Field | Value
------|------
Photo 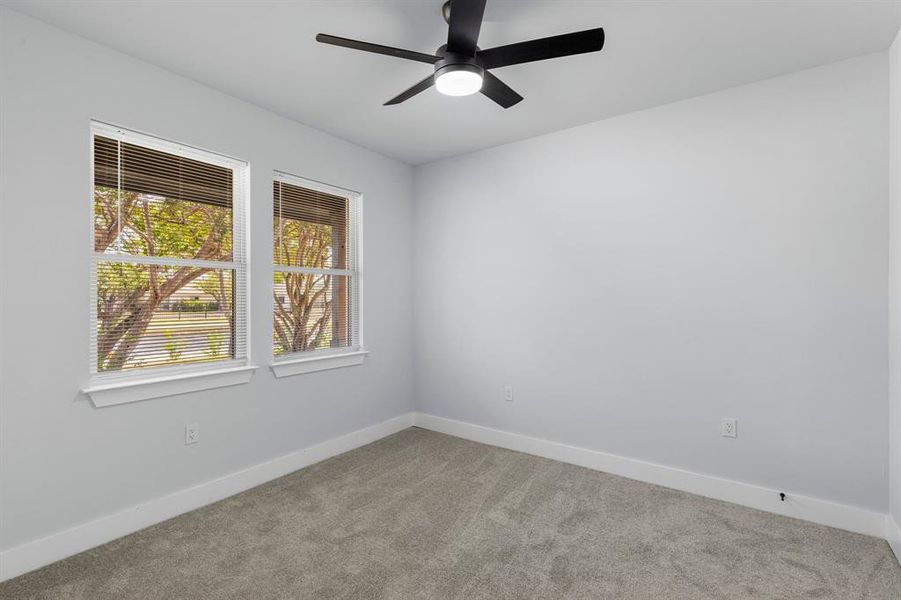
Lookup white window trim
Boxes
[83,364,258,407]
[270,350,368,378]
[271,171,365,377]
[85,121,255,407]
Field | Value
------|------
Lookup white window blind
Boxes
[90,122,249,378]
[273,173,361,359]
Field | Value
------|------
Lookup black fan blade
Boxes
[445,0,487,56]
[384,75,435,105]
[316,34,440,64]
[478,28,605,69]
[480,71,523,109]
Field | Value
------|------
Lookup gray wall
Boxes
[0,5,893,557]
[889,28,901,548]
[413,53,889,512]
[0,8,414,550]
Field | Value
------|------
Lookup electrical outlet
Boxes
[721,418,737,438]
[185,423,200,445]
[503,384,514,402]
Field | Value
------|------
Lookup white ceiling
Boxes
[4,0,900,165]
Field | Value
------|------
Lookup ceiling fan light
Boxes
[435,66,483,97]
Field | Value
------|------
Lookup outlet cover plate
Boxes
[721,418,737,438]
[186,423,200,445]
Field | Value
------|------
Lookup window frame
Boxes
[270,171,365,378]
[83,121,255,406]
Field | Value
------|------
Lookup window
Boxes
[272,173,363,375]
[87,122,251,403]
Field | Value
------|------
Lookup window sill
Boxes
[83,365,258,408]
[271,350,368,378]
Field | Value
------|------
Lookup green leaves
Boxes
[93,185,235,371]
[94,188,233,260]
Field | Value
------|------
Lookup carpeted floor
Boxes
[1,427,899,599]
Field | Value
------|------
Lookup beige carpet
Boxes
[1,427,898,599]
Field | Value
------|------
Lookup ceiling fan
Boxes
[316,0,605,108]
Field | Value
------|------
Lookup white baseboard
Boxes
[0,412,414,583]
[888,515,901,564]
[3,411,893,582]
[412,413,887,539]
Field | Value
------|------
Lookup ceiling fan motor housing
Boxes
[433,47,484,80]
